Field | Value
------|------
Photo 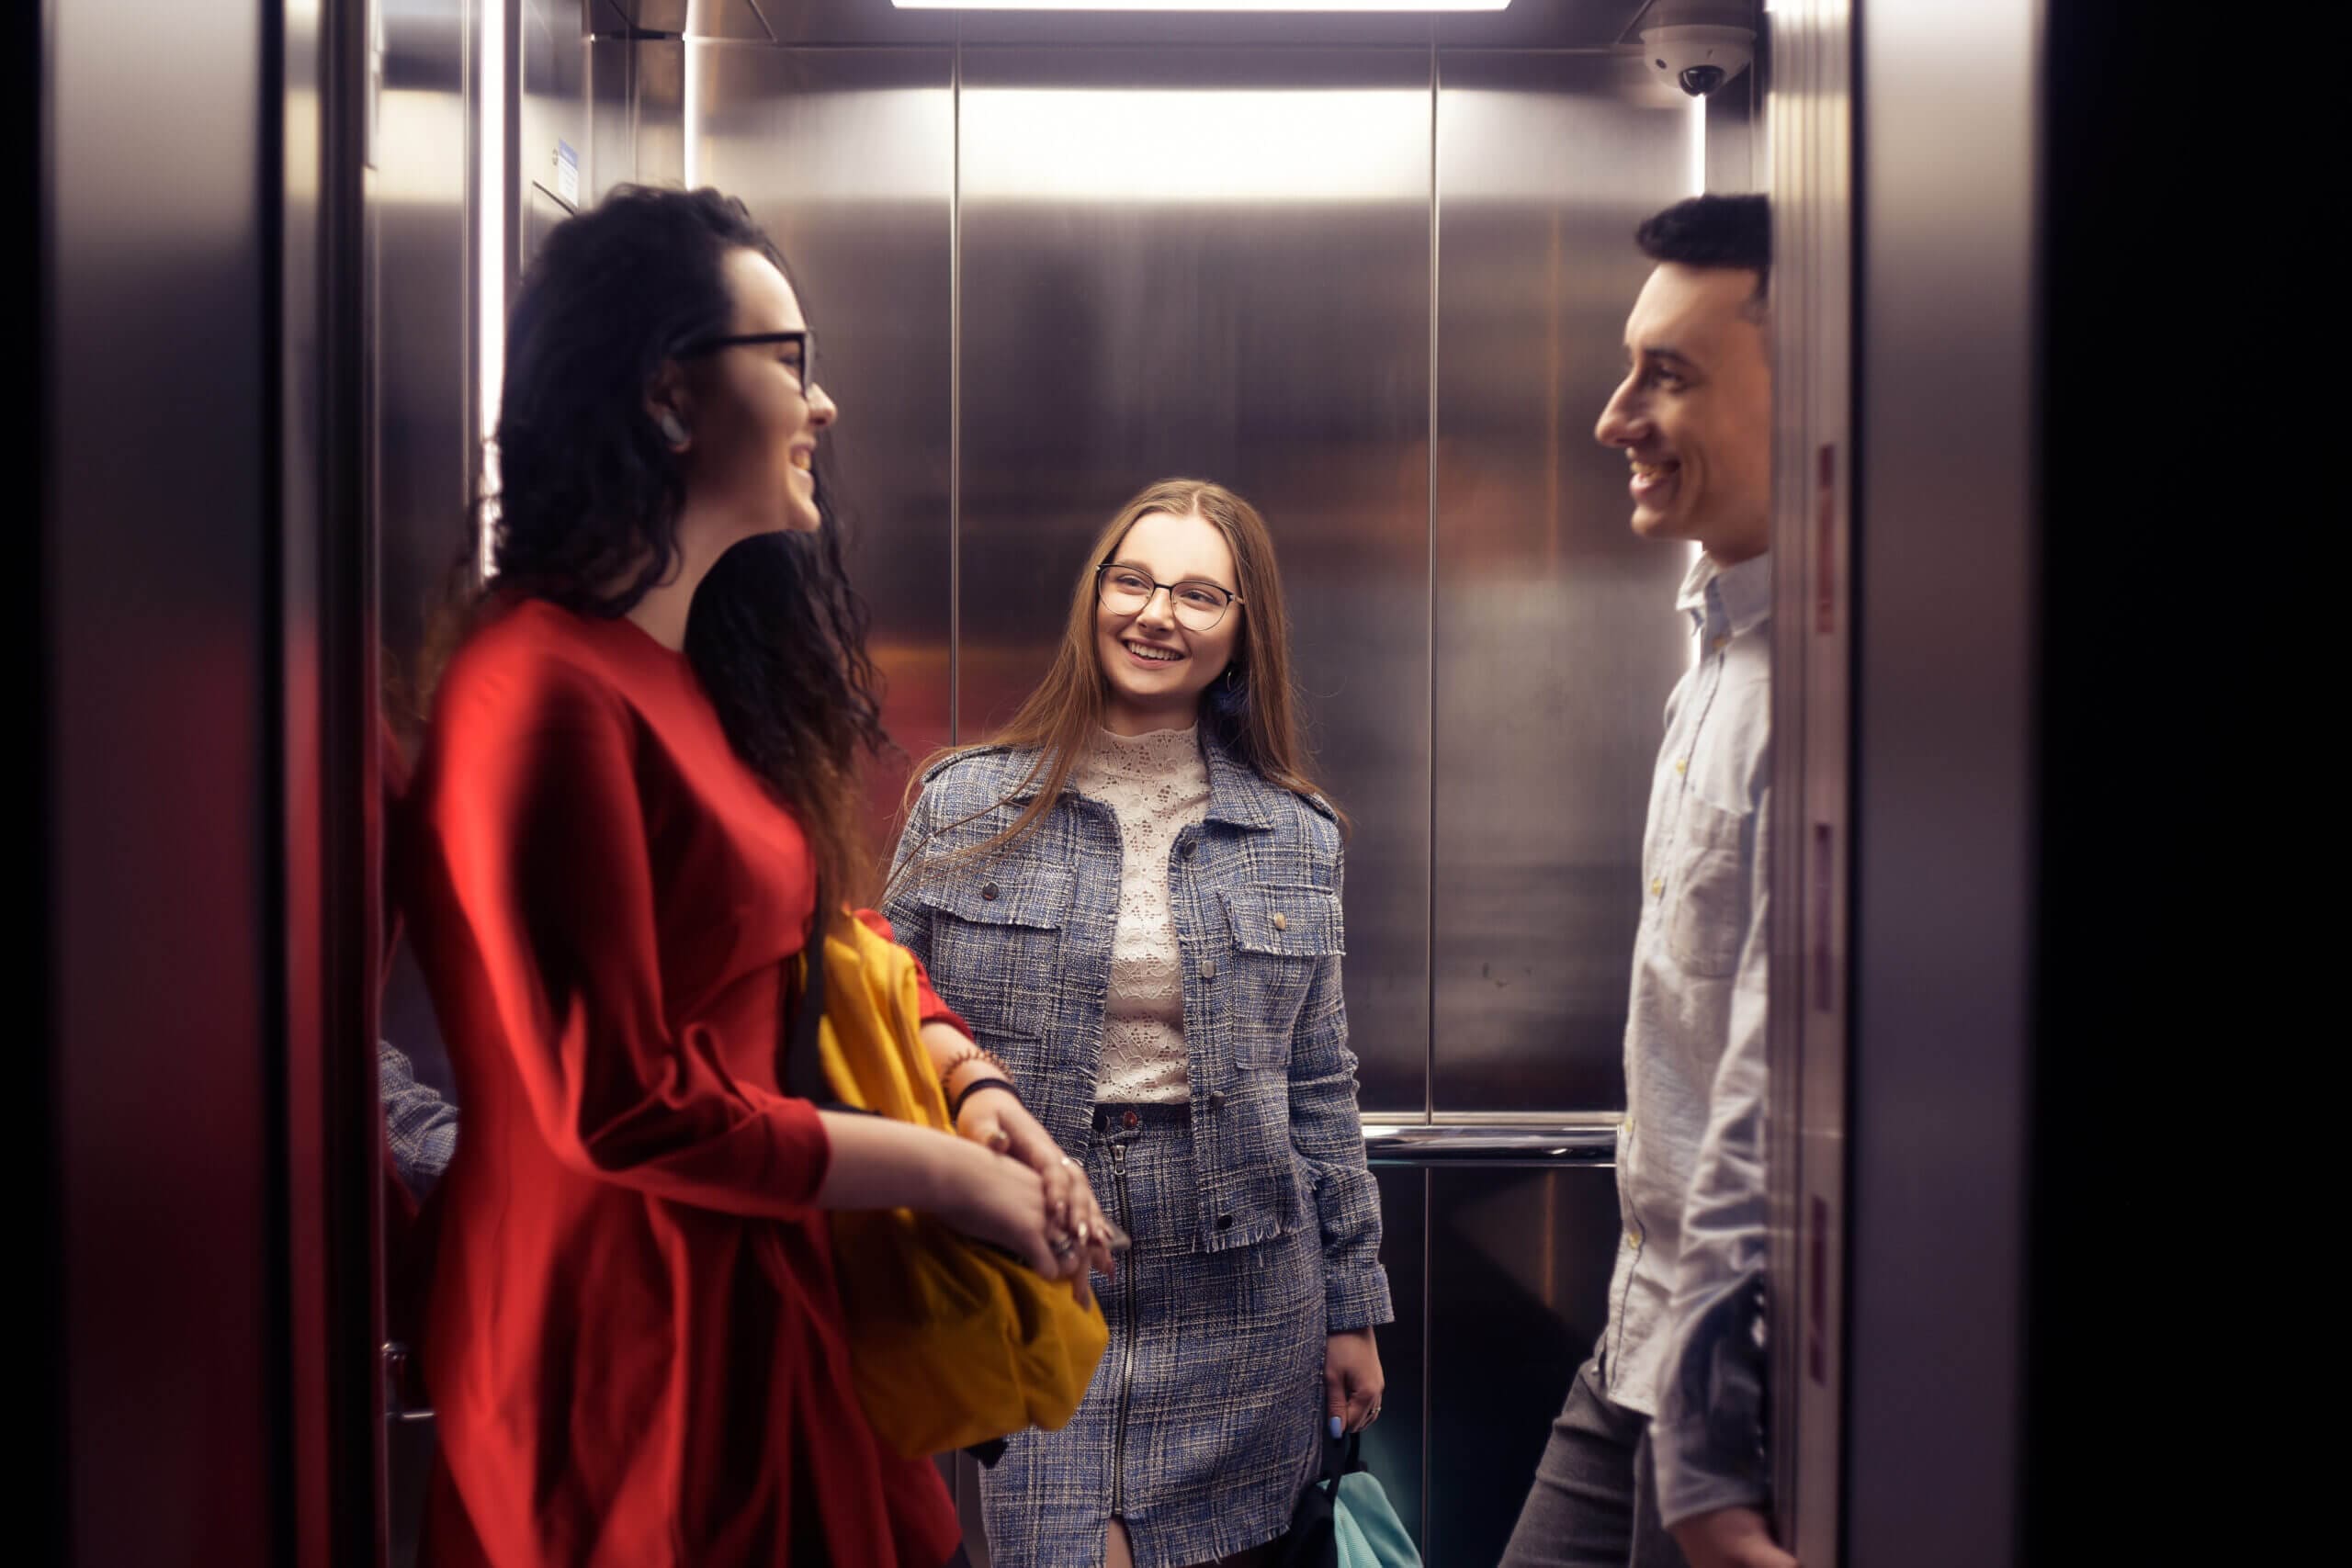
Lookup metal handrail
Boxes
[1360,1120,1618,1163]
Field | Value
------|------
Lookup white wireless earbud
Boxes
[655,410,689,447]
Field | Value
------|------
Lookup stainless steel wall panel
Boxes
[633,38,687,189]
[1847,0,2036,1562]
[1423,1165,1623,1565]
[522,0,591,228]
[375,0,474,759]
[694,46,958,862]
[588,35,636,198]
[1365,1163,1430,1552]
[956,47,1435,1111]
[1430,53,1699,1111]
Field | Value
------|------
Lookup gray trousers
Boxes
[1498,1357,1690,1568]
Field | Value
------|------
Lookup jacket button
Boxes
[1180,840,1195,859]
[1201,959,1217,980]
[1217,1213,1234,1231]
[1272,913,1288,931]
[980,882,1000,901]
[1207,1090,1226,1111]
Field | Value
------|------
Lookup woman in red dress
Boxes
[401,186,1115,1568]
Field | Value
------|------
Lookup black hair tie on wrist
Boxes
[949,1077,1023,1122]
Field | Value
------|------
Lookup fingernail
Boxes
[1328,1415,1343,1438]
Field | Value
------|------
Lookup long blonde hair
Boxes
[893,478,1342,886]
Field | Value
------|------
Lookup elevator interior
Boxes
[373,3,1764,1562]
[371,6,1769,1561]
[39,0,2059,1562]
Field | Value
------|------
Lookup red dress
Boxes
[401,598,967,1568]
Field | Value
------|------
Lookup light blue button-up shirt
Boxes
[1600,549,1773,1526]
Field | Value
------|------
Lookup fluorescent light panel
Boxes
[897,2,1509,12]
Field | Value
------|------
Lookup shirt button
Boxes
[1207,1090,1226,1111]
[1217,1214,1234,1231]
[980,882,1000,901]
[1650,877,1664,897]
[1713,637,1730,652]
[1272,913,1288,932]
[1625,1230,1642,1247]
[1674,759,1688,775]
[1202,959,1217,980]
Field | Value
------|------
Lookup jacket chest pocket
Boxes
[913,864,1077,1033]
[1664,796,1751,978]
[1217,885,1345,1070]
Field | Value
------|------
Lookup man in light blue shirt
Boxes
[1502,194,1792,1568]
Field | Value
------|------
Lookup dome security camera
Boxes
[1639,23,1756,98]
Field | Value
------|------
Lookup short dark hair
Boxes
[1635,193,1770,309]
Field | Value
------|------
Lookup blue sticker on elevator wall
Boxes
[555,141,580,207]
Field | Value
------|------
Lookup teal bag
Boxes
[1277,1431,1423,1568]
[1334,1466,1420,1568]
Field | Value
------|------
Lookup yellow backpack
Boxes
[788,912,1109,1460]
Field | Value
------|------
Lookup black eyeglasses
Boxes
[677,329,816,394]
[1096,561,1243,632]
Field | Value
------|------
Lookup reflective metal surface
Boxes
[1362,1120,1617,1161]
[48,0,375,1557]
[693,43,959,860]
[1762,3,1850,1561]
[1848,1,2037,1562]
[1431,51,1697,1111]
[958,46,1436,1111]
[373,4,479,1562]
[1422,1163,1623,1565]
[1366,1164,1431,1549]
[521,0,590,262]
[375,0,473,779]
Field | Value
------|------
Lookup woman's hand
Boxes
[925,1135,1082,1284]
[1324,1326,1385,1435]
[956,1086,1117,1293]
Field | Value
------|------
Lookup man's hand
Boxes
[1668,1506,1799,1568]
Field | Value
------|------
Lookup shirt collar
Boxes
[1675,549,1773,640]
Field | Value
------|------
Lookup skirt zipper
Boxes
[1110,1139,1138,1520]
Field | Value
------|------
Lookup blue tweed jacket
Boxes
[883,734,1394,1333]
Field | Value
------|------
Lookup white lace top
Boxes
[1072,724,1212,1104]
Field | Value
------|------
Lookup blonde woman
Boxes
[885,479,1391,1568]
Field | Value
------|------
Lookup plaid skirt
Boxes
[978,1103,1327,1568]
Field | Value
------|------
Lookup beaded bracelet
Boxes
[948,1077,1023,1122]
[937,1042,1013,1086]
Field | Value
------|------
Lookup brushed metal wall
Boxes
[693,45,961,864]
[1431,53,1698,1110]
[679,41,1704,1117]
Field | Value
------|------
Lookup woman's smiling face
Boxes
[1092,509,1244,734]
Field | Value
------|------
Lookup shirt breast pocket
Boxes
[1219,885,1345,1070]
[1665,796,1752,979]
[912,864,1076,1033]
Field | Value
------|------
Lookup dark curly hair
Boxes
[1635,192,1770,313]
[437,185,889,902]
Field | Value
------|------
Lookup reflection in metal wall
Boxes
[1432,54,1697,1111]
[694,43,959,869]
[373,6,481,1564]
[1423,1165,1623,1566]
[958,48,1435,1111]
[375,0,473,763]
